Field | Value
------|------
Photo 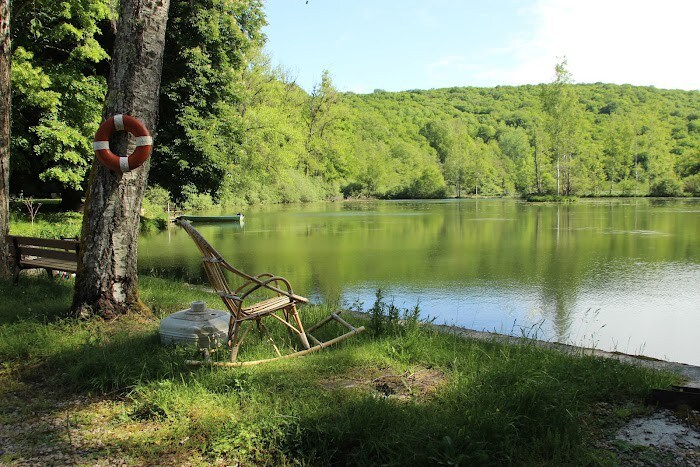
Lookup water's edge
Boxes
[346,310,700,388]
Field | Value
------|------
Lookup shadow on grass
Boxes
[0,275,365,393]
[8,294,366,396]
[0,275,74,324]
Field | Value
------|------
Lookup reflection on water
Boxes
[140,199,700,365]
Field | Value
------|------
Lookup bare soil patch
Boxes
[319,366,446,399]
[612,409,700,466]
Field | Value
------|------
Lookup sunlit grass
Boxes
[8,211,83,239]
[8,210,166,240]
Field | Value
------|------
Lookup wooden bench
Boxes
[6,235,79,282]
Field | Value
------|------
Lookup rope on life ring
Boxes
[93,114,152,174]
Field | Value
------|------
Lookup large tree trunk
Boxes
[0,0,10,278]
[72,0,169,318]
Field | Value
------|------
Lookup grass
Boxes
[9,211,83,239]
[0,275,681,465]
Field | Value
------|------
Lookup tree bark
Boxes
[565,153,571,195]
[556,156,560,196]
[0,0,10,278]
[533,126,542,194]
[72,0,169,318]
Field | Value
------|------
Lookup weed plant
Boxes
[366,288,422,337]
[0,275,680,465]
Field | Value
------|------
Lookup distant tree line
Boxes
[8,0,700,208]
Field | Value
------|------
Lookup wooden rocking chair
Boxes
[176,218,364,367]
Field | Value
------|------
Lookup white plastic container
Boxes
[159,301,229,348]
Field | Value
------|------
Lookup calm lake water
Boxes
[139,199,700,365]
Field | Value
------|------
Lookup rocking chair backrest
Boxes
[176,218,249,318]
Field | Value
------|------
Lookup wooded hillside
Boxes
[8,0,700,205]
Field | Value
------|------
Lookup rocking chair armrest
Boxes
[289,293,309,304]
[217,291,243,302]
[234,273,278,296]
[225,267,292,295]
[236,274,309,304]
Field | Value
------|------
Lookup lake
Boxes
[139,198,700,365]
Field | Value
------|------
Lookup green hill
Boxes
[8,0,699,204]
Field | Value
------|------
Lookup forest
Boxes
[8,0,700,208]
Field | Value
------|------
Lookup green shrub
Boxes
[341,181,366,199]
[618,179,636,196]
[217,191,248,208]
[683,173,700,196]
[9,211,82,239]
[276,170,324,203]
[392,166,447,199]
[181,184,215,211]
[365,289,425,338]
[649,176,683,197]
[540,172,557,194]
[139,215,168,233]
[526,195,578,203]
[143,185,172,215]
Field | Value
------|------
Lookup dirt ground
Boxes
[612,409,700,466]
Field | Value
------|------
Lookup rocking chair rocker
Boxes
[176,218,364,367]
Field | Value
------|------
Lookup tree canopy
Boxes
[10,0,111,206]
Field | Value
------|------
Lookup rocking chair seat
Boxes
[241,295,293,319]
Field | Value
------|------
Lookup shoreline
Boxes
[346,309,700,387]
[438,322,700,387]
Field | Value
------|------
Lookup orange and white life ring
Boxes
[93,114,152,174]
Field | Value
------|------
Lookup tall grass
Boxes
[0,276,680,465]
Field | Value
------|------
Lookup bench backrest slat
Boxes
[16,246,77,262]
[9,235,79,251]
